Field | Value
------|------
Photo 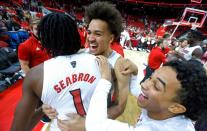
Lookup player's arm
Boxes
[19,59,30,75]
[27,103,45,129]
[18,43,30,75]
[86,56,134,131]
[107,57,130,119]
[11,64,43,131]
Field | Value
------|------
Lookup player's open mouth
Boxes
[138,90,149,101]
[90,44,98,49]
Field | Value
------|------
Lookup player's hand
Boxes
[120,58,138,75]
[96,55,112,82]
[42,104,58,119]
[57,113,85,131]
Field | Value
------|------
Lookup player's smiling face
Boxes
[137,66,182,116]
[87,19,114,56]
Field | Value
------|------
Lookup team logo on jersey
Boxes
[70,61,76,68]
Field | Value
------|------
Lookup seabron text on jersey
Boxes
[53,73,96,93]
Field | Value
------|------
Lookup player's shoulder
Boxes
[113,57,126,74]
[115,56,125,66]
[26,63,43,82]
[76,52,96,61]
[81,52,96,58]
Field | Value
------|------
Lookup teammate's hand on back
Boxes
[57,113,85,131]
[42,104,58,119]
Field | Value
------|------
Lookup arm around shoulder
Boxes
[86,79,134,131]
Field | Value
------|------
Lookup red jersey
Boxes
[156,26,166,38]
[18,35,50,68]
[162,47,170,54]
[78,28,86,48]
[148,47,166,70]
[111,42,124,57]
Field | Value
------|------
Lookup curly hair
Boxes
[163,60,207,121]
[85,1,123,41]
[37,13,81,57]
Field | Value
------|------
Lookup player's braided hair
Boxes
[38,13,81,57]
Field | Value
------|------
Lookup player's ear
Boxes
[109,34,115,44]
[168,103,186,114]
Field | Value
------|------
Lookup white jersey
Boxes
[108,50,121,67]
[134,109,195,131]
[182,45,202,60]
[41,53,101,131]
[86,80,195,131]
[108,50,140,98]
[120,30,131,47]
[84,48,121,68]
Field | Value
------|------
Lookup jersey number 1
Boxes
[70,89,86,116]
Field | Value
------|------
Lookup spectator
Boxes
[167,38,189,62]
[6,16,21,31]
[201,39,207,63]
[140,38,169,83]
[175,38,189,52]
[120,27,132,50]
[18,18,50,75]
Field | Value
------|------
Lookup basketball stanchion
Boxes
[170,7,207,38]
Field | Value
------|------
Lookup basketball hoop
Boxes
[191,24,198,30]
[181,8,207,28]
[170,7,207,38]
